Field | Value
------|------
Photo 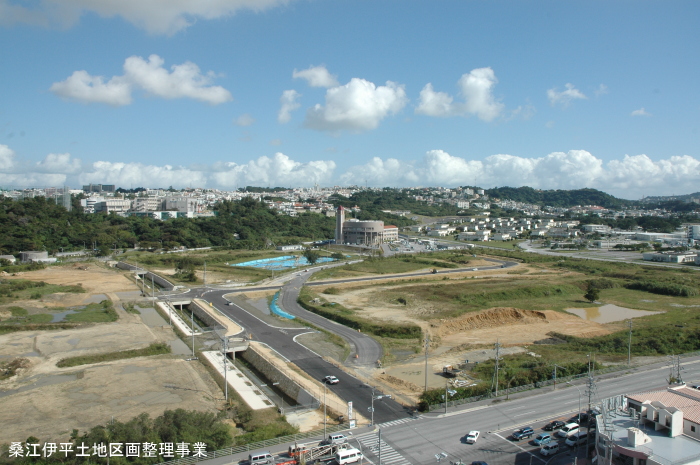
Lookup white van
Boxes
[558,423,579,438]
[248,451,274,464]
[335,447,363,464]
[326,433,348,445]
[540,443,559,456]
[565,431,587,447]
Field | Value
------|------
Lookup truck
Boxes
[442,365,461,378]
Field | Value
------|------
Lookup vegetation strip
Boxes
[56,342,172,368]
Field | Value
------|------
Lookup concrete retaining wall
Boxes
[241,345,317,408]
[187,299,221,330]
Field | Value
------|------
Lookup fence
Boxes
[428,363,642,412]
[154,423,347,465]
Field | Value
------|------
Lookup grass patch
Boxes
[310,255,459,281]
[122,302,141,314]
[63,300,118,323]
[56,342,171,368]
[7,306,27,316]
[0,279,85,305]
[322,287,341,295]
[298,287,422,339]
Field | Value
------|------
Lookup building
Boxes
[383,225,399,242]
[335,205,345,243]
[643,252,697,263]
[595,387,700,465]
[93,199,132,214]
[133,197,164,212]
[341,219,385,245]
[82,183,115,193]
[0,255,16,264]
[19,251,56,264]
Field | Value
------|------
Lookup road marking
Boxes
[494,432,546,463]
[505,405,532,411]
[356,434,412,465]
[513,410,536,418]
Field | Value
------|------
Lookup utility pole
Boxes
[324,383,327,437]
[203,261,207,289]
[191,309,195,358]
[424,334,431,392]
[222,337,229,402]
[494,340,501,397]
[378,428,382,465]
[627,320,633,367]
[553,364,566,390]
[151,275,155,299]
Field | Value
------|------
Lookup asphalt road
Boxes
[362,355,700,465]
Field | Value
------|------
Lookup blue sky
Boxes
[1,0,698,199]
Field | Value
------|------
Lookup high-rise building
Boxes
[335,205,345,243]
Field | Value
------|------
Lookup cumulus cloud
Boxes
[594,84,609,97]
[50,54,232,106]
[278,90,301,123]
[0,144,16,170]
[35,153,82,173]
[547,83,587,107]
[234,114,255,126]
[0,0,293,35]
[210,153,336,187]
[631,107,652,117]
[338,150,700,199]
[304,78,408,132]
[80,161,209,188]
[416,68,503,122]
[49,71,132,106]
[292,65,339,88]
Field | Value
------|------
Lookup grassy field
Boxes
[0,279,85,305]
[0,300,118,330]
[56,342,172,368]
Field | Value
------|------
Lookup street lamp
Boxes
[567,381,582,425]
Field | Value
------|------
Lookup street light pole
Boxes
[324,382,327,438]
[567,381,583,463]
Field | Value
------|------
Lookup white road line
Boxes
[513,410,536,417]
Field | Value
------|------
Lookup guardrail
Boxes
[154,423,347,465]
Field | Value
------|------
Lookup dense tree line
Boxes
[330,189,453,222]
[485,186,632,208]
[0,197,335,256]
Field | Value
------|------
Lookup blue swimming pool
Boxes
[231,255,337,270]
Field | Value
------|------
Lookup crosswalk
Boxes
[376,416,421,428]
[356,433,412,465]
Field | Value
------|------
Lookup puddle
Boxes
[51,310,79,323]
[566,304,661,323]
[0,373,78,398]
[139,307,167,327]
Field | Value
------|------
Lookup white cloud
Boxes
[304,78,408,132]
[416,68,503,122]
[292,65,339,88]
[50,54,232,105]
[631,107,652,117]
[36,153,82,173]
[338,150,700,199]
[278,89,301,123]
[270,139,282,146]
[234,114,255,126]
[49,71,132,106]
[547,83,587,107]
[0,144,16,170]
[594,84,609,97]
[0,0,293,35]
[210,153,336,187]
[79,161,209,188]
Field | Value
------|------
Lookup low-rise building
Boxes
[643,252,697,263]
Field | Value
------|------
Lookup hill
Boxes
[484,187,632,208]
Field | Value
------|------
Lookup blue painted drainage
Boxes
[270,292,294,319]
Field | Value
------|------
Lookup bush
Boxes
[624,280,699,297]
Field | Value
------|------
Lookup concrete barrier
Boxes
[241,344,318,409]
[116,262,176,291]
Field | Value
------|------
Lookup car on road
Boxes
[471,462,488,465]
[558,423,579,438]
[565,431,587,447]
[533,433,552,446]
[544,420,565,431]
[472,268,478,271]
[323,375,339,384]
[511,426,534,440]
[540,443,559,456]
[466,431,480,444]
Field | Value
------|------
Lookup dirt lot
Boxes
[0,264,221,443]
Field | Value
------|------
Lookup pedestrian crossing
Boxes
[376,416,421,428]
[356,433,412,465]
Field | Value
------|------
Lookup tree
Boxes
[584,283,600,303]
[302,248,320,265]
[330,252,344,260]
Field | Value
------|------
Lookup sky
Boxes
[0,0,699,200]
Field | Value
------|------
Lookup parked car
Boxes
[565,432,588,447]
[511,426,534,440]
[544,420,565,431]
[323,375,339,384]
[540,443,559,456]
[466,431,480,444]
[471,462,488,465]
[558,423,579,438]
[533,433,552,446]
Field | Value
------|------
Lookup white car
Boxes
[466,431,480,444]
[472,268,478,271]
[324,375,339,385]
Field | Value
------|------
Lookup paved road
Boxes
[365,355,700,465]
